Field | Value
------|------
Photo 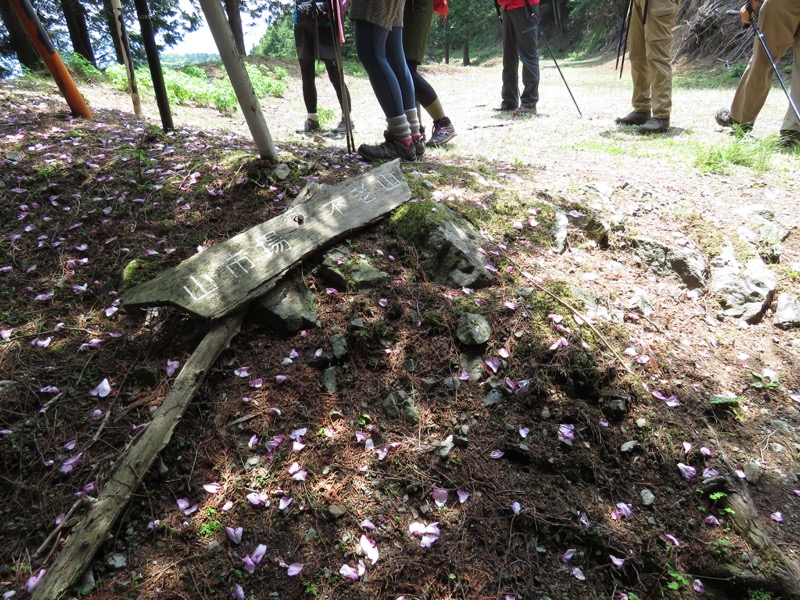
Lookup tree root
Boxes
[699,476,800,599]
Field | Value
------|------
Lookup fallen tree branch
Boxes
[31,309,246,600]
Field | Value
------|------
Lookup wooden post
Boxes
[197,0,278,162]
[29,310,246,600]
[131,0,172,131]
[109,0,141,116]
[8,0,92,118]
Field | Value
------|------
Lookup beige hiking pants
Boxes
[730,0,800,133]
[627,0,678,119]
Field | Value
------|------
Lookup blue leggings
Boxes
[353,20,415,119]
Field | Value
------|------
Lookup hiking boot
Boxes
[418,125,426,144]
[303,118,320,133]
[427,117,457,147]
[331,119,352,134]
[779,129,800,148]
[615,111,651,126]
[637,117,670,134]
[512,105,536,117]
[715,108,752,132]
[495,101,517,111]
[358,136,416,163]
[413,136,426,158]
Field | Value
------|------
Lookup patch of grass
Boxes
[674,64,746,89]
[693,136,778,175]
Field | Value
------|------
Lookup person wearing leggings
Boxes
[294,0,351,133]
[350,0,422,162]
[403,0,456,147]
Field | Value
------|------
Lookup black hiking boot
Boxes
[637,117,670,135]
[358,136,416,163]
[615,111,651,126]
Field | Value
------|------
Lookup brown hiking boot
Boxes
[637,117,670,135]
[715,108,752,133]
[615,111,651,126]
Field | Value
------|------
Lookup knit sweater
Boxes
[349,0,405,30]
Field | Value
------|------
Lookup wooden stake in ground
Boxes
[30,310,245,600]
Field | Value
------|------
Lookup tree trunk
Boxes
[100,0,124,64]
[462,39,470,66]
[0,0,41,70]
[60,0,96,66]
[224,0,245,56]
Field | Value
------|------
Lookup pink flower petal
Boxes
[490,450,504,459]
[242,556,255,573]
[340,563,360,581]
[89,378,112,397]
[360,534,379,564]
[432,488,448,508]
[225,526,243,544]
[279,497,293,510]
[704,515,720,525]
[456,489,470,504]
[275,375,288,384]
[561,548,576,563]
[203,482,222,494]
[771,512,784,523]
[571,567,586,581]
[610,554,625,568]
[682,441,693,453]
[26,568,47,592]
[361,518,376,530]
[232,583,245,600]
[510,502,521,515]
[166,359,180,376]
[251,543,267,564]
[664,534,681,547]
[692,579,704,593]
[286,563,304,576]
[677,463,697,479]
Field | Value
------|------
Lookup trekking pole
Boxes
[616,0,633,74]
[539,27,582,117]
[329,0,355,152]
[745,5,800,123]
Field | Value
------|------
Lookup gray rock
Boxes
[76,569,96,596]
[442,377,461,391]
[640,489,656,506]
[420,377,438,391]
[552,209,570,253]
[132,366,159,387]
[609,398,627,414]
[383,393,400,418]
[207,541,222,554]
[274,163,291,180]
[626,286,653,317]
[770,419,793,435]
[775,293,800,330]
[439,436,455,457]
[460,352,484,381]
[106,554,127,570]
[414,209,496,288]
[322,367,337,394]
[402,398,420,424]
[453,435,469,449]
[743,461,762,484]
[327,504,347,519]
[456,313,492,345]
[319,250,389,292]
[250,272,317,333]
[305,527,319,541]
[330,334,348,360]
[631,237,707,289]
[564,206,610,246]
[484,389,503,407]
[710,246,776,322]
[621,440,639,452]
[770,443,785,454]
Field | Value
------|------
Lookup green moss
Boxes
[391,200,451,244]
[120,259,161,290]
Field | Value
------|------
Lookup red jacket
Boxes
[497,0,540,9]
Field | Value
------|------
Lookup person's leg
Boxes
[509,5,540,110]
[354,20,406,119]
[408,61,438,108]
[501,12,520,108]
[385,25,421,142]
[322,59,351,115]
[353,19,415,161]
[298,57,318,115]
[627,0,651,115]
[781,28,800,135]
[295,17,320,131]
[731,0,797,126]
[643,0,677,121]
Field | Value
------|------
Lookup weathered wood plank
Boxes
[122,160,410,319]
[30,310,246,600]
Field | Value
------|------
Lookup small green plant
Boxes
[751,370,780,391]
[198,521,223,537]
[665,568,690,593]
[302,581,319,597]
[694,137,777,175]
[711,538,732,556]
[709,395,746,420]
[746,589,776,600]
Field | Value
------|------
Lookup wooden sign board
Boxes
[122,160,410,320]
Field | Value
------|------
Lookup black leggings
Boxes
[407,60,437,107]
[298,57,350,115]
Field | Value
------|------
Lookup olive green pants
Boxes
[627,0,678,119]
[730,0,800,133]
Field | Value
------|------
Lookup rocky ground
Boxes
[1,55,800,600]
